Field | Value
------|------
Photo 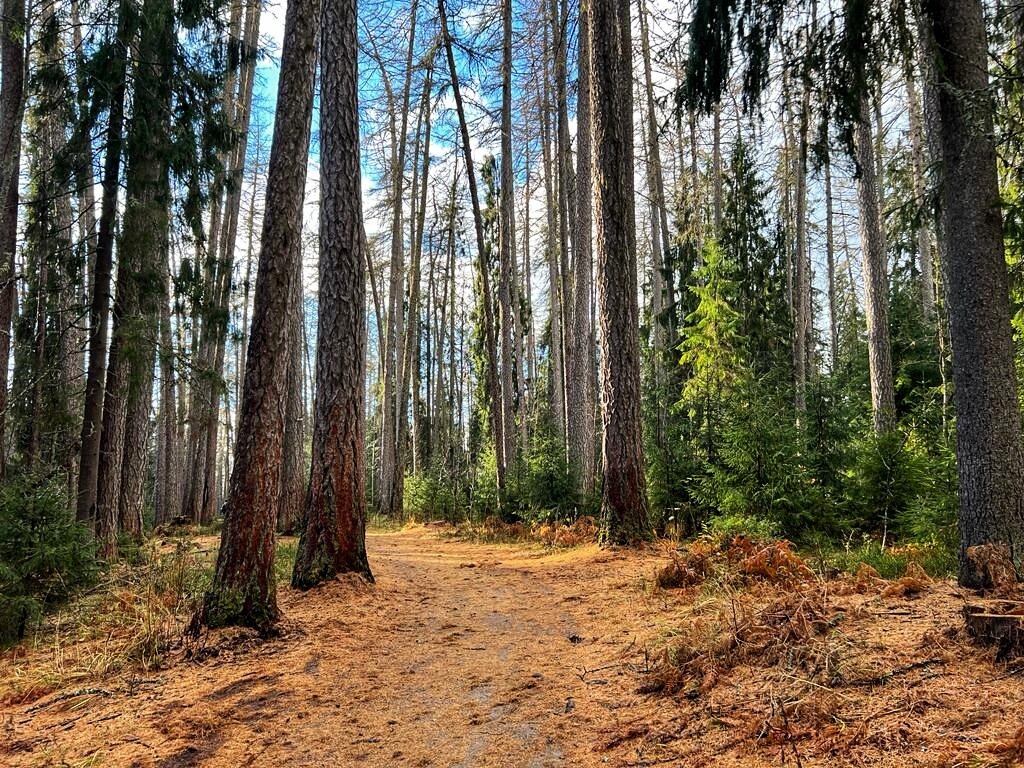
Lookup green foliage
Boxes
[274,539,298,586]
[722,138,791,378]
[469,446,500,519]
[678,238,746,415]
[639,105,959,557]
[843,429,938,540]
[704,512,779,542]
[0,475,100,643]
[814,537,957,580]
[405,426,592,527]
[506,430,582,524]
[404,472,460,523]
[694,383,827,536]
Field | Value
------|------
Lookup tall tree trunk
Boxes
[278,236,305,533]
[440,0,506,498]
[780,75,796,378]
[853,95,896,435]
[20,0,75,473]
[552,0,574,453]
[96,0,174,552]
[919,0,1024,587]
[76,4,130,523]
[497,0,516,474]
[155,289,179,526]
[540,21,565,443]
[292,0,372,586]
[378,0,419,519]
[638,0,667,464]
[235,143,263,417]
[590,0,649,543]
[0,0,26,480]
[904,52,935,322]
[118,0,175,542]
[198,0,319,629]
[793,79,810,417]
[712,101,723,231]
[824,138,839,371]
[567,0,595,495]
[400,58,434,480]
[516,143,532,457]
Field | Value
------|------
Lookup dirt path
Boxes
[5,528,1024,768]
[2,529,664,767]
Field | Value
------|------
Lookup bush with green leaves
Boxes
[843,429,942,543]
[0,474,100,643]
[693,382,827,538]
[506,431,580,524]
[404,471,460,523]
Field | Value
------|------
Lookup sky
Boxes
[234,0,928,379]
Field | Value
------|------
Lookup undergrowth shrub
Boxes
[0,474,99,643]
[693,386,827,537]
[812,535,956,579]
[404,471,459,523]
[2,536,216,702]
[506,431,583,524]
[704,512,779,541]
[844,430,932,541]
[274,538,298,584]
[415,430,594,526]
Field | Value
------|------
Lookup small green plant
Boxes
[844,428,955,545]
[404,471,460,523]
[811,534,956,579]
[704,512,779,542]
[275,538,298,584]
[506,430,579,524]
[690,382,827,538]
[0,474,100,643]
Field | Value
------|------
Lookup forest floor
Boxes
[2,526,1024,767]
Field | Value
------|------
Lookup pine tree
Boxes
[198,0,320,628]
[591,0,650,543]
[919,0,1024,586]
[291,0,371,587]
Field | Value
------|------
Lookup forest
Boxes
[2,0,1024,763]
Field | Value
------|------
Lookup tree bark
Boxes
[292,0,372,586]
[117,0,175,543]
[824,138,839,371]
[199,0,319,629]
[853,95,896,435]
[155,288,180,526]
[590,0,650,543]
[278,235,305,534]
[0,0,26,480]
[76,3,129,524]
[552,0,574,453]
[793,78,811,417]
[497,0,517,473]
[903,51,935,322]
[919,0,1024,587]
[540,22,565,443]
[567,0,596,495]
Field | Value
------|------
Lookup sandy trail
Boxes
[6,528,1024,768]
[2,529,661,767]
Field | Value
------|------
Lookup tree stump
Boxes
[963,600,1024,660]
